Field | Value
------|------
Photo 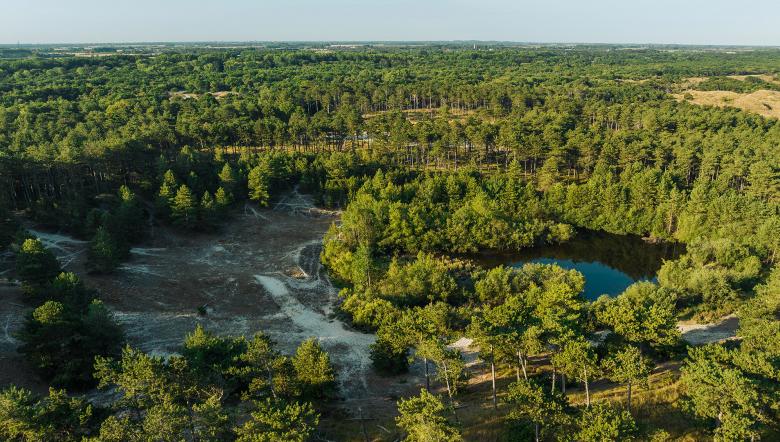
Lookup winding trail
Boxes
[254,272,375,394]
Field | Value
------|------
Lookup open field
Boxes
[674,89,780,119]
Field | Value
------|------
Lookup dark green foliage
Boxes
[18,298,123,389]
[370,337,410,375]
[90,327,333,442]
[93,346,232,442]
[14,237,124,390]
[199,190,219,230]
[87,226,123,274]
[595,281,680,353]
[15,238,61,295]
[602,345,652,412]
[48,272,95,308]
[171,184,198,228]
[2,45,780,440]
[504,379,569,440]
[181,324,247,386]
[681,309,779,442]
[0,209,19,252]
[695,76,780,93]
[114,185,145,244]
[232,333,299,400]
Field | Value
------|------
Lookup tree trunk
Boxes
[519,351,528,380]
[627,381,632,412]
[534,422,540,442]
[490,345,497,409]
[561,373,566,394]
[551,367,556,393]
[443,361,452,399]
[424,357,430,392]
[583,368,590,408]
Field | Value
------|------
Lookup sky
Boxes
[1,0,779,46]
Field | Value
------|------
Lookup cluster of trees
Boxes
[322,169,572,259]
[693,75,780,93]
[14,238,124,389]
[326,165,774,321]
[368,264,683,439]
[679,267,780,440]
[319,162,777,438]
[359,262,778,440]
[2,46,779,223]
[0,326,337,441]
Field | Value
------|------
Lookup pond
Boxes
[476,231,685,300]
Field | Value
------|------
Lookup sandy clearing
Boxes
[678,315,740,345]
[26,229,88,270]
[7,191,385,402]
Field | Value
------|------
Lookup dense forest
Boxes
[0,44,778,441]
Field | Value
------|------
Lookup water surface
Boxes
[477,231,684,300]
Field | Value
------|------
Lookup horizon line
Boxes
[2,40,780,49]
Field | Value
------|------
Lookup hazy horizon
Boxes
[3,0,780,46]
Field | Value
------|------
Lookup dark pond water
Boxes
[476,231,684,300]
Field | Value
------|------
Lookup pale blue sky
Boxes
[1,0,778,45]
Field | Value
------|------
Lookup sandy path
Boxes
[254,274,375,393]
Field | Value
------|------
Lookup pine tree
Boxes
[171,185,197,229]
[602,345,652,412]
[218,163,236,193]
[235,399,318,442]
[576,404,638,441]
[156,170,178,217]
[248,164,270,206]
[505,379,567,442]
[292,338,336,398]
[681,344,765,441]
[0,387,92,442]
[396,389,462,442]
[115,185,145,244]
[215,186,232,209]
[551,336,599,407]
[18,299,123,389]
[87,226,122,274]
[199,191,218,230]
[15,238,61,296]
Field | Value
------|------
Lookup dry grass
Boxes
[673,89,780,120]
[729,74,778,83]
[168,90,237,100]
[681,74,780,87]
[321,359,708,441]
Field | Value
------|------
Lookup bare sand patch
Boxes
[678,315,740,345]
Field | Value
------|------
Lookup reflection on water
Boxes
[477,231,685,300]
